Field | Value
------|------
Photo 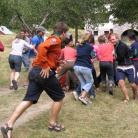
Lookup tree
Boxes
[110,0,138,26]
[0,0,110,42]
[51,0,109,42]
[0,0,53,34]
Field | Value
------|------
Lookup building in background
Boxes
[85,15,138,41]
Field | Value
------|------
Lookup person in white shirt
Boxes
[9,33,34,90]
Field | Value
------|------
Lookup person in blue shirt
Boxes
[29,26,45,69]
[23,26,46,87]
[128,33,138,90]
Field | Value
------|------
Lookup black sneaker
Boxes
[12,80,18,90]
[109,86,113,95]
[102,86,106,92]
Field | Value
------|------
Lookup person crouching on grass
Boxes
[1,22,69,138]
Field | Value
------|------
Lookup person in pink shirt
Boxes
[98,35,114,95]
[57,34,77,88]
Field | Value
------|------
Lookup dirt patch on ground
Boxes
[0,86,71,137]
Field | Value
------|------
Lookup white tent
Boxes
[0,26,14,34]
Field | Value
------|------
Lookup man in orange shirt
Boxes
[1,22,69,138]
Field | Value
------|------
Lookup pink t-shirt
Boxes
[59,46,76,61]
[99,43,114,63]
[90,44,101,63]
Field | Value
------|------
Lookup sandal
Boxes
[121,99,129,104]
[1,123,13,138]
[48,122,65,132]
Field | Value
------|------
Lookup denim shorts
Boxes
[23,66,65,104]
[116,68,135,83]
[9,54,22,72]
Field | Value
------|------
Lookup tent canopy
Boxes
[0,26,14,35]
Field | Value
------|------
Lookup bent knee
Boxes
[119,80,125,86]
[130,83,136,87]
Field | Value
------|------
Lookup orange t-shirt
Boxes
[32,35,61,69]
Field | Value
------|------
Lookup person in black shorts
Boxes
[1,22,69,138]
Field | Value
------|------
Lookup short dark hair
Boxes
[98,35,105,43]
[63,34,73,45]
[128,32,137,41]
[21,29,27,33]
[53,22,69,34]
[89,34,95,44]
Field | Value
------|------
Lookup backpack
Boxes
[91,49,97,59]
[0,41,4,52]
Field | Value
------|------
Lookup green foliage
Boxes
[0,0,111,42]
[0,0,109,29]
[110,0,138,25]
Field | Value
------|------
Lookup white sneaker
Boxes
[90,95,95,99]
[87,99,92,104]
[72,91,79,101]
[79,96,88,105]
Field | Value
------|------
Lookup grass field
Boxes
[0,33,138,138]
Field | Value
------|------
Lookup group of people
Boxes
[1,21,138,138]
[57,29,138,105]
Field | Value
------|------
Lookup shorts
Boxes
[133,60,138,84]
[29,57,35,70]
[116,68,135,83]
[23,66,65,104]
[9,54,22,72]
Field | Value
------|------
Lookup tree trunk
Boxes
[39,12,51,26]
[17,13,32,34]
[75,24,78,45]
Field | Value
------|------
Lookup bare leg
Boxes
[49,99,63,124]
[130,83,137,99]
[81,91,87,98]
[4,101,33,137]
[10,70,15,86]
[14,72,20,81]
[23,75,29,86]
[119,80,129,100]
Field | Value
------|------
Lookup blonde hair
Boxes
[81,31,91,44]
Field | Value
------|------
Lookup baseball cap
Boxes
[36,26,50,34]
